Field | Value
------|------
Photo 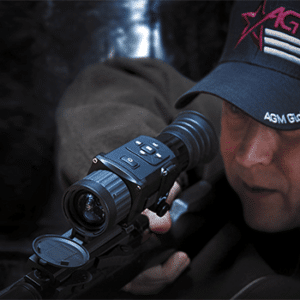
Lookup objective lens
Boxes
[63,170,131,237]
[76,193,106,226]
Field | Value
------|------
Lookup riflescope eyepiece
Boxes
[62,110,218,237]
[157,110,218,170]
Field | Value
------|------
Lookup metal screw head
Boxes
[161,168,168,176]
[92,158,98,164]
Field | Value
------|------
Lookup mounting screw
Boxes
[161,168,168,176]
[92,158,98,164]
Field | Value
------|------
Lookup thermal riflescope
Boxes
[63,111,218,238]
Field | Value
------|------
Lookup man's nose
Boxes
[235,122,279,168]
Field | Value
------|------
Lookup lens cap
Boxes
[32,235,90,268]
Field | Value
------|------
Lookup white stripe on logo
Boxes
[264,28,300,65]
[264,46,300,65]
[264,37,300,56]
[265,28,300,47]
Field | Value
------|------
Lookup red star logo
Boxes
[235,0,267,50]
[234,0,300,51]
[235,0,300,50]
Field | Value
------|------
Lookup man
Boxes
[56,0,300,298]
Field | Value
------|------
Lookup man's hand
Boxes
[122,181,191,295]
[122,251,190,295]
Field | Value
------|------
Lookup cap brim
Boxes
[176,62,300,130]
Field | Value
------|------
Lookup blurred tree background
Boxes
[0,0,234,236]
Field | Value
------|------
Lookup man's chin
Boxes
[242,208,294,233]
[244,216,281,233]
[236,189,287,232]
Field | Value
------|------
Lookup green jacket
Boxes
[55,57,223,189]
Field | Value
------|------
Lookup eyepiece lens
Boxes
[76,193,106,226]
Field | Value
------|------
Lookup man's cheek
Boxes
[220,138,239,187]
[221,136,237,151]
[220,123,238,153]
[220,135,237,165]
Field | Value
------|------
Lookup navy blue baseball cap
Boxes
[176,0,300,130]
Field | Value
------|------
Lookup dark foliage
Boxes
[0,1,102,235]
[160,1,234,81]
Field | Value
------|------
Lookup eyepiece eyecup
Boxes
[158,110,218,170]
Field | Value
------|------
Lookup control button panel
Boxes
[126,137,170,166]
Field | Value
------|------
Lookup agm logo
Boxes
[264,112,300,124]
[235,0,300,51]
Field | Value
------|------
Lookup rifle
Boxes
[0,179,221,299]
[0,111,220,299]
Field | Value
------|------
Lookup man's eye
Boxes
[223,102,246,120]
[229,104,242,115]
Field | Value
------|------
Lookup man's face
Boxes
[220,101,300,232]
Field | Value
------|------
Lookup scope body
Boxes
[64,135,181,237]
[63,111,218,238]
